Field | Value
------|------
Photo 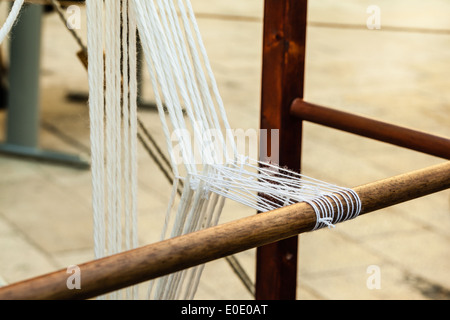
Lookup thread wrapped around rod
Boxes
[0,161,448,300]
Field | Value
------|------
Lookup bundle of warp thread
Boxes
[0,0,362,300]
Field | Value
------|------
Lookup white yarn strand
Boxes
[87,0,105,260]
[87,0,139,299]
[86,0,362,300]
[131,0,362,299]
[0,0,25,44]
[122,0,131,254]
[128,0,139,299]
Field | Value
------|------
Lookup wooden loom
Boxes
[0,0,449,300]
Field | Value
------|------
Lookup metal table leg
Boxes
[0,3,90,169]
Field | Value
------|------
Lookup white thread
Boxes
[132,6,221,303]
[86,0,105,260]
[114,0,122,256]
[0,0,24,44]
[187,159,362,230]
[87,0,362,300]
[132,0,362,297]
[123,0,131,254]
[128,0,139,255]
[88,0,139,299]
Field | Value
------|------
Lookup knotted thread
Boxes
[87,0,139,300]
[86,0,363,300]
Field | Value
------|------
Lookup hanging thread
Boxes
[85,0,362,300]
[0,0,25,44]
[87,0,139,299]
[0,0,362,301]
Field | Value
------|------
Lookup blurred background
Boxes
[0,0,449,299]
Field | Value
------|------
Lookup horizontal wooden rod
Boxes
[0,161,449,300]
[290,99,450,160]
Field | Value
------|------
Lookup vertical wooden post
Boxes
[256,0,308,300]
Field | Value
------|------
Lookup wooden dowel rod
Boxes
[0,161,449,300]
[290,99,450,160]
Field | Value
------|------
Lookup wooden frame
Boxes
[257,0,307,300]
[256,0,450,300]
[0,0,448,300]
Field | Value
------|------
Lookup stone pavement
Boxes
[0,0,449,300]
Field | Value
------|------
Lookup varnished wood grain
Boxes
[257,0,308,300]
[291,99,450,160]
